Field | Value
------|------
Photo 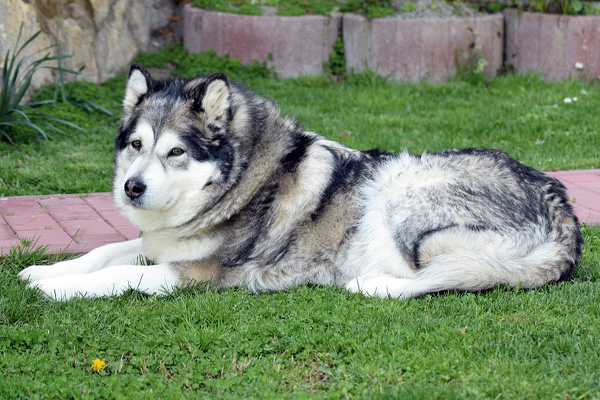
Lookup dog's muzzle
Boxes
[124,178,146,199]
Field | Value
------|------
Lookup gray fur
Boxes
[113,65,583,299]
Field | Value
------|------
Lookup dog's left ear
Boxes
[202,73,230,120]
[123,64,153,119]
[185,73,230,121]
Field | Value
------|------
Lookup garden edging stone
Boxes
[505,9,600,81]
[183,4,341,78]
[343,13,504,83]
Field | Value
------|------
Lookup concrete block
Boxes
[183,5,342,78]
[343,13,504,83]
[505,10,600,80]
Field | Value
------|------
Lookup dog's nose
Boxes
[124,178,146,199]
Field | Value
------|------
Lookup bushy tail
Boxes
[399,180,583,300]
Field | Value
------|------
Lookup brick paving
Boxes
[1,169,599,256]
[0,193,138,256]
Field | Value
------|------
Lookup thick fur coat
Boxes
[20,65,583,300]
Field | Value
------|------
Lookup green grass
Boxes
[191,0,345,16]
[1,46,599,196]
[1,225,599,398]
[1,47,599,398]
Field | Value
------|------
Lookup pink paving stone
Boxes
[0,196,44,215]
[113,225,140,241]
[571,205,600,225]
[61,218,122,238]
[562,174,600,185]
[18,228,74,247]
[0,222,17,240]
[570,190,600,204]
[83,193,117,212]
[0,239,21,252]
[72,232,127,245]
[44,242,88,254]
[45,204,102,222]
[3,213,60,231]
[96,210,133,229]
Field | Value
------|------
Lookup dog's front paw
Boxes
[27,275,89,301]
[19,264,56,282]
[19,258,89,283]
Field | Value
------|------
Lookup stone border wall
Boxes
[343,13,504,82]
[505,10,600,81]
[183,6,600,82]
[183,5,341,78]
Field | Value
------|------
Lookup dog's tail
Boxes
[397,180,583,299]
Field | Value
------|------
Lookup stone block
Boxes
[183,5,342,78]
[343,13,504,83]
[0,0,175,94]
[505,10,600,81]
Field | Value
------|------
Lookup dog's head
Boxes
[114,64,237,230]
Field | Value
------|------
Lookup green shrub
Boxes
[0,24,84,142]
[134,44,274,82]
[324,37,347,79]
[342,0,396,18]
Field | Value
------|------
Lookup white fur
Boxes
[29,263,180,301]
[19,239,144,282]
[203,79,229,120]
[142,230,223,263]
[114,128,220,232]
[342,155,423,281]
[122,70,149,114]
[18,239,182,301]
[344,275,412,299]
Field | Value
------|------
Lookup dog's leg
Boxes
[344,274,413,299]
[29,263,180,301]
[19,238,144,283]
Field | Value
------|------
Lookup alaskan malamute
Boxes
[20,65,583,300]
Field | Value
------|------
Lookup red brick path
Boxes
[1,169,599,256]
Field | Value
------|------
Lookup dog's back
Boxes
[20,66,583,300]
[341,147,582,298]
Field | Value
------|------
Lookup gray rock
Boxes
[0,0,176,95]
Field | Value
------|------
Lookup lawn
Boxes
[1,46,599,398]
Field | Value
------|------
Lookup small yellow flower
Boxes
[91,358,106,373]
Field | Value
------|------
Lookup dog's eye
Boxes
[131,140,142,150]
[169,147,185,157]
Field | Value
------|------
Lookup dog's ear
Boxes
[202,73,230,120]
[122,64,152,118]
[185,73,230,121]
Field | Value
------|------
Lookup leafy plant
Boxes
[192,0,341,16]
[401,2,418,12]
[508,0,600,14]
[51,23,113,117]
[456,28,489,84]
[276,0,341,16]
[324,36,347,79]
[134,44,274,82]
[528,0,552,13]
[342,0,397,18]
[0,24,84,143]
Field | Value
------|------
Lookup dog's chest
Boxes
[142,230,223,263]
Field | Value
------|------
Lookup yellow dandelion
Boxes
[91,358,106,373]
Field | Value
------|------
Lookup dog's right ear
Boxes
[122,64,152,119]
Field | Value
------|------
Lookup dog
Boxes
[19,64,583,300]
